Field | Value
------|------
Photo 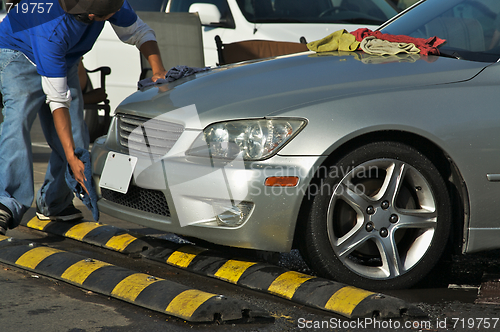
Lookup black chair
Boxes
[83,66,112,142]
[215,35,309,66]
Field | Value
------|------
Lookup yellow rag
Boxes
[307,29,360,53]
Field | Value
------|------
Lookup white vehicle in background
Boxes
[174,0,399,66]
[84,0,398,137]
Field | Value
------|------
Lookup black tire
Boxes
[300,141,451,290]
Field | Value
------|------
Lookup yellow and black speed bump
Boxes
[142,245,426,319]
[21,217,154,255]
[20,217,424,319]
[0,235,271,323]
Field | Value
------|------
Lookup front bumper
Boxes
[91,128,323,252]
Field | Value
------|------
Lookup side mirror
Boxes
[188,3,224,27]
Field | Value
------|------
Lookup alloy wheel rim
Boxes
[326,158,438,280]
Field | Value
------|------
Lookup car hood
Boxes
[118,51,489,129]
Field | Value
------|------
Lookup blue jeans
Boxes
[0,49,89,228]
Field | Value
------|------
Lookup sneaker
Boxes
[0,203,12,235]
[36,203,83,222]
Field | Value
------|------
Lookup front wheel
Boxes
[300,141,451,290]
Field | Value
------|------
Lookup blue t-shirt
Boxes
[0,0,137,77]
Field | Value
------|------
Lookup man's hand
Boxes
[140,41,167,83]
[67,153,89,195]
[151,70,168,82]
[52,107,89,195]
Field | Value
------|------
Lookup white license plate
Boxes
[100,152,138,194]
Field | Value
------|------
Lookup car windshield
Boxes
[380,0,500,62]
[236,0,398,25]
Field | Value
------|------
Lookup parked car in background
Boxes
[170,0,399,66]
[92,0,500,290]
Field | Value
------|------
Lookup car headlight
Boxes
[187,119,306,160]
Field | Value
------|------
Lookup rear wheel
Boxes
[301,141,451,290]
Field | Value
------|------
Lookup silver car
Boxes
[92,0,500,289]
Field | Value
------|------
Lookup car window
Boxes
[381,0,500,62]
[236,0,398,25]
[127,0,168,11]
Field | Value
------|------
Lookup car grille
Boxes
[117,114,184,158]
[101,186,170,217]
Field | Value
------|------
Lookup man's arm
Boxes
[52,107,88,194]
[40,75,88,193]
[110,14,168,81]
[139,40,168,82]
